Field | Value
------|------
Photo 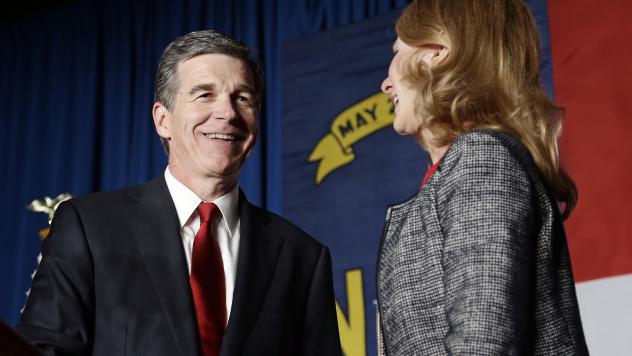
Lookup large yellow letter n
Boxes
[336,269,366,356]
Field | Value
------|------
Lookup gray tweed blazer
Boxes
[377,130,589,355]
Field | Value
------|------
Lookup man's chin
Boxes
[203,161,243,180]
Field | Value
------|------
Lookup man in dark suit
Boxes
[18,30,342,356]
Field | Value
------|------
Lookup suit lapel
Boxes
[125,176,199,356]
[220,192,284,356]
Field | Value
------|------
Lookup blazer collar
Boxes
[126,176,200,356]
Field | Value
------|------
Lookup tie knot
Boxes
[197,202,218,223]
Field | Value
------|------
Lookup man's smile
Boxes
[202,132,243,141]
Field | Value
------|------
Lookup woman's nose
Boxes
[381,77,393,94]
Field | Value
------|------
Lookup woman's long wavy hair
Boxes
[397,0,577,219]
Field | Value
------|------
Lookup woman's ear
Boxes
[432,45,450,65]
[419,44,450,67]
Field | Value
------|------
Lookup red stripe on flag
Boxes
[548,1,632,282]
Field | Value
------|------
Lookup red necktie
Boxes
[190,203,226,356]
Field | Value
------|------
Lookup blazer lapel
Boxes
[382,194,418,251]
[220,192,284,356]
[125,176,199,356]
[381,157,445,253]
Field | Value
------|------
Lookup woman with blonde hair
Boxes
[376,0,589,354]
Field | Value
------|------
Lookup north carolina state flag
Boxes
[548,1,632,354]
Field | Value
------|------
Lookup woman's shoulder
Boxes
[441,129,534,172]
[457,129,529,157]
[433,129,538,193]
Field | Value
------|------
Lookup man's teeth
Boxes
[205,133,238,141]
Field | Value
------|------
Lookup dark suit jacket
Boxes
[18,176,342,356]
[377,130,588,355]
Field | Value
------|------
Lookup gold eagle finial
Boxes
[26,193,73,238]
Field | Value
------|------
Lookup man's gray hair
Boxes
[153,30,264,153]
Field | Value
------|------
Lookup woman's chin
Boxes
[392,125,414,137]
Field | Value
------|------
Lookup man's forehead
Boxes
[176,54,255,87]
[179,53,250,72]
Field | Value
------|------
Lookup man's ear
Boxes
[152,102,171,139]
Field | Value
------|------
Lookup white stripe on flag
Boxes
[576,273,632,355]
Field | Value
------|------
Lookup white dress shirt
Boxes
[164,167,240,318]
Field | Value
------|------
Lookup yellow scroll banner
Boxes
[308,92,394,184]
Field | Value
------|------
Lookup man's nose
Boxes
[381,77,392,94]
[216,95,237,120]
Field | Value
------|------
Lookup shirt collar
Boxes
[164,167,239,236]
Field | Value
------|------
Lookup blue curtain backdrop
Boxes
[0,0,412,325]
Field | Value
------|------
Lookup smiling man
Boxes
[18,30,342,356]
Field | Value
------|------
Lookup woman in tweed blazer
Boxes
[376,0,589,355]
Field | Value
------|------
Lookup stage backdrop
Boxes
[282,3,631,356]
[1,1,630,355]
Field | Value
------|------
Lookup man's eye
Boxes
[236,94,253,105]
[197,92,214,99]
